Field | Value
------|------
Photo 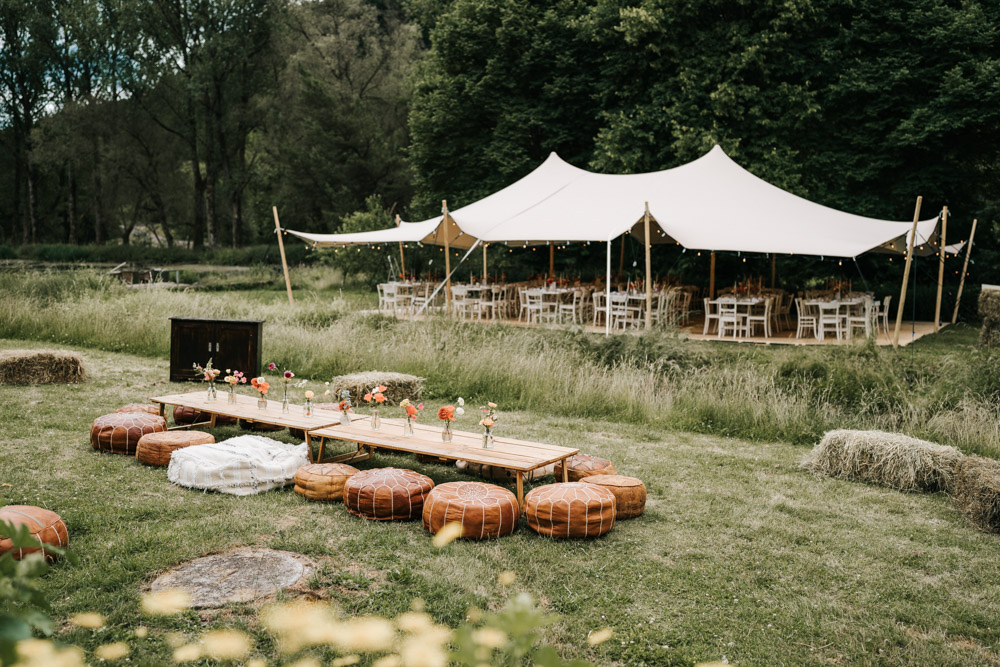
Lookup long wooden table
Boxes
[309,418,579,508]
[150,390,345,453]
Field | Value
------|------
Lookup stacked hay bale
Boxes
[328,371,424,406]
[979,287,1000,348]
[953,457,1000,533]
[802,430,962,493]
[0,350,85,384]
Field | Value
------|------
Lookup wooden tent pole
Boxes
[442,200,451,309]
[893,196,923,348]
[272,206,294,305]
[934,206,949,331]
[482,243,487,282]
[709,251,716,299]
[644,202,652,329]
[951,218,977,324]
[549,243,555,279]
[770,253,776,288]
[395,214,405,279]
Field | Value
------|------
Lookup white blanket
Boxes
[167,435,309,496]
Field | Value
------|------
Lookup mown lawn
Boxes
[2,338,999,666]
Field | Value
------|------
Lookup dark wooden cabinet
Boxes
[169,318,264,382]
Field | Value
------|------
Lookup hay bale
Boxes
[953,456,1000,533]
[328,371,424,406]
[978,288,1000,348]
[801,429,962,493]
[0,349,85,384]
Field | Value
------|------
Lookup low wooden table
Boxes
[150,391,344,454]
[308,418,579,508]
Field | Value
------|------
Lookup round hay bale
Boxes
[116,403,161,416]
[294,463,360,502]
[0,505,68,561]
[328,371,425,406]
[953,456,1000,533]
[581,475,646,519]
[422,481,519,539]
[554,454,617,482]
[343,468,434,521]
[91,413,166,455]
[455,460,553,483]
[136,431,215,467]
[290,403,339,439]
[174,405,236,426]
[801,429,962,493]
[524,483,616,539]
[0,349,85,385]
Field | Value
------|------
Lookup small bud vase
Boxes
[482,426,494,449]
[404,416,414,437]
[281,385,290,414]
[207,381,217,402]
[257,394,267,410]
[303,398,313,416]
[228,384,237,404]
[370,407,381,431]
[340,409,351,426]
[442,421,453,443]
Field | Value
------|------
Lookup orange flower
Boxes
[363,392,372,402]
[438,406,455,421]
[251,377,269,395]
[405,404,419,418]
[338,400,351,411]
[480,417,494,428]
[374,392,386,404]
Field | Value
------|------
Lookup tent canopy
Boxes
[286,145,942,259]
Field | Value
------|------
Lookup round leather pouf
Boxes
[344,468,435,521]
[524,483,616,539]
[0,505,68,561]
[136,431,215,466]
[174,405,236,426]
[294,463,360,502]
[115,403,161,416]
[422,481,519,539]
[90,413,167,455]
[581,475,646,519]
[553,454,617,482]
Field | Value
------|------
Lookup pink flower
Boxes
[417,403,424,410]
[284,370,293,379]
[268,362,277,371]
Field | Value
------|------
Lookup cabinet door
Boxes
[217,323,260,378]
[171,321,214,381]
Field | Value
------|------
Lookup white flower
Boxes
[455,407,465,416]
[457,397,464,407]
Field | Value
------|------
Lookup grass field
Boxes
[2,270,1000,665]
[2,338,1000,665]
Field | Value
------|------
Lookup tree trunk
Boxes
[151,189,174,247]
[66,160,78,244]
[190,143,206,249]
[24,159,38,244]
[91,134,105,244]
[204,171,217,248]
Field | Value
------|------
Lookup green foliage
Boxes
[7,243,313,267]
[0,521,67,666]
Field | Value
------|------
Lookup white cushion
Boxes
[167,435,309,496]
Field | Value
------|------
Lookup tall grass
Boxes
[2,269,998,457]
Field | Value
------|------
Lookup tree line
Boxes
[1,0,998,276]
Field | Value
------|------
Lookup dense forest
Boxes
[1,0,998,287]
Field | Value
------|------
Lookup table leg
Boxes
[561,459,569,482]
[210,413,217,428]
[158,403,166,418]
[516,471,524,514]
[316,437,325,464]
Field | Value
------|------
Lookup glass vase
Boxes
[340,409,351,426]
[228,384,237,404]
[442,421,453,443]
[303,398,313,416]
[404,416,414,437]
[370,407,381,431]
[482,427,494,449]
[257,394,267,410]
[207,380,217,402]
[281,385,290,414]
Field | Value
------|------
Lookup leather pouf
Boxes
[174,405,235,426]
[294,463,360,502]
[422,481,519,539]
[115,403,161,416]
[344,468,435,521]
[0,505,68,561]
[581,475,646,519]
[289,403,340,440]
[554,454,617,482]
[90,413,166,454]
[136,431,215,466]
[524,483,616,539]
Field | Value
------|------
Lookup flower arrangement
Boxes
[222,369,247,404]
[364,385,387,431]
[268,363,295,413]
[303,389,314,416]
[399,399,423,437]
[251,376,270,410]
[193,359,221,401]
[337,390,352,425]
[437,399,462,443]
[479,402,498,449]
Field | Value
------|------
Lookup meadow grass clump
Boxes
[802,429,963,493]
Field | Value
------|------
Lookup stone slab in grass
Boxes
[329,371,424,406]
[150,548,314,608]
